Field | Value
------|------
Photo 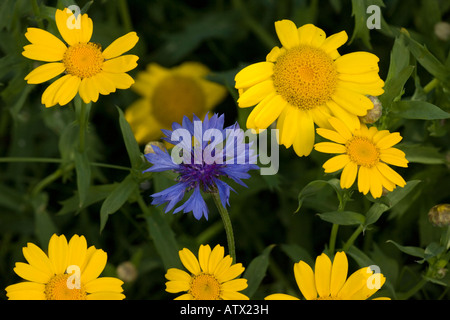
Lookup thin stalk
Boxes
[423,78,439,94]
[401,277,427,300]
[31,163,74,197]
[0,157,130,171]
[212,193,236,263]
[328,224,339,254]
[118,0,133,32]
[342,225,364,252]
[31,0,45,29]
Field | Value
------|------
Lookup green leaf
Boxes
[145,206,182,269]
[280,243,314,266]
[74,150,91,208]
[296,179,344,213]
[349,0,386,49]
[242,245,275,298]
[116,106,142,169]
[57,184,117,215]
[317,211,365,226]
[100,174,138,232]
[398,145,446,164]
[390,100,450,120]
[31,193,58,247]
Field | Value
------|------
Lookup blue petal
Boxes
[143,146,179,172]
[174,186,209,220]
[215,179,234,209]
[151,182,187,212]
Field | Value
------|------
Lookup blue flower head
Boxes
[143,113,259,220]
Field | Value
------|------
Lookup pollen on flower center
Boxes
[272,45,338,110]
[346,136,380,167]
[152,76,205,127]
[63,42,104,79]
[189,273,221,300]
[44,273,86,300]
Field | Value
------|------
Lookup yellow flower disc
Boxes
[63,43,104,79]
[44,273,87,300]
[272,45,338,110]
[189,273,221,300]
[346,136,380,168]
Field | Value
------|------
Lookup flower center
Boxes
[152,75,206,127]
[189,273,221,300]
[346,136,380,168]
[178,163,223,192]
[272,45,338,110]
[63,43,104,79]
[44,273,86,300]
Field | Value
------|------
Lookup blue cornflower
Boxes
[143,113,259,220]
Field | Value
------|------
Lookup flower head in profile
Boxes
[125,62,227,144]
[314,117,408,198]
[165,244,249,300]
[23,8,139,107]
[234,20,384,157]
[5,234,125,300]
[265,251,389,300]
[143,113,258,220]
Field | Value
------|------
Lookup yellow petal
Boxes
[278,105,299,148]
[102,55,139,73]
[221,278,248,292]
[102,72,135,90]
[218,263,245,283]
[24,27,67,52]
[293,110,315,157]
[297,24,323,46]
[22,242,54,276]
[265,293,300,300]
[55,8,91,45]
[357,166,371,195]
[332,88,374,116]
[198,244,212,273]
[376,132,403,149]
[220,291,249,300]
[48,234,68,275]
[254,93,287,129]
[53,75,81,106]
[294,261,317,300]
[165,268,192,282]
[335,52,380,74]
[67,235,87,268]
[328,117,353,140]
[340,161,358,189]
[323,154,350,173]
[337,79,385,96]
[13,262,52,284]
[376,162,406,187]
[92,72,116,95]
[316,128,347,144]
[81,249,107,284]
[326,100,361,132]
[237,79,275,108]
[86,292,125,300]
[314,142,347,154]
[330,251,348,296]
[320,30,348,54]
[22,44,65,62]
[266,46,284,62]
[102,32,139,60]
[275,19,299,49]
[369,167,383,198]
[337,267,369,299]
[179,248,201,275]
[25,62,66,84]
[85,277,124,293]
[315,253,332,297]
[235,62,274,89]
[208,244,225,274]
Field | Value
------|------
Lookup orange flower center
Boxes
[346,136,380,167]
[63,43,104,79]
[189,273,221,300]
[44,273,86,300]
[272,45,337,110]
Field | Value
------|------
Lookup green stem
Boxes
[77,99,88,153]
[0,157,130,171]
[31,163,74,197]
[31,0,45,29]
[118,0,133,32]
[401,277,427,300]
[423,78,439,94]
[212,193,236,263]
[342,225,364,252]
[329,224,339,254]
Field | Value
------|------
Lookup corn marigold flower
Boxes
[265,251,390,300]
[125,62,227,144]
[143,113,258,220]
[5,234,125,300]
[314,117,408,198]
[234,20,384,157]
[22,8,139,107]
[165,244,249,300]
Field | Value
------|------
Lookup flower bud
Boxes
[434,21,450,41]
[428,204,450,227]
[144,141,166,154]
[116,261,138,283]
[360,96,383,124]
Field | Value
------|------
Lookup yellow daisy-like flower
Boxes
[234,20,384,157]
[314,117,408,198]
[23,8,139,108]
[5,234,125,300]
[125,62,227,144]
[165,244,249,300]
[265,252,390,300]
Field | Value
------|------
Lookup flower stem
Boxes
[329,224,339,254]
[342,225,364,252]
[423,78,439,94]
[212,192,236,263]
[401,277,427,300]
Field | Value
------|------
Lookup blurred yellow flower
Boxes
[234,20,384,157]
[125,62,227,144]
[165,244,248,300]
[23,8,139,107]
[265,252,390,300]
[314,117,408,198]
[5,234,125,300]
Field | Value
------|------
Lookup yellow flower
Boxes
[265,252,390,300]
[23,8,139,107]
[314,117,408,198]
[234,20,384,157]
[5,234,125,300]
[165,244,249,300]
[125,62,227,144]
